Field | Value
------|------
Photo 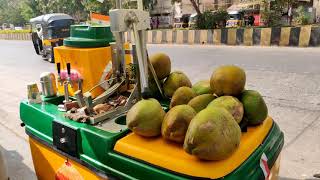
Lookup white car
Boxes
[14,27,23,30]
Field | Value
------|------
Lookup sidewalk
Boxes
[0,125,36,180]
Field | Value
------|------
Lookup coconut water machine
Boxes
[20,4,284,180]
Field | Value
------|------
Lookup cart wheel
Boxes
[42,54,49,61]
[48,57,54,63]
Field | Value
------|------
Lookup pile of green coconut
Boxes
[126,53,268,161]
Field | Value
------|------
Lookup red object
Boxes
[55,160,84,180]
[254,14,261,26]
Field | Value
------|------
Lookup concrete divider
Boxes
[124,25,320,47]
[1,26,320,47]
[0,33,31,41]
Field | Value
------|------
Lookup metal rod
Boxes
[74,90,86,108]
[84,92,94,114]
[132,23,149,98]
[78,79,83,92]
[132,45,141,99]
[63,81,70,102]
[115,0,122,9]
[110,42,119,82]
[114,33,126,80]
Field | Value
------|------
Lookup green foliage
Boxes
[0,0,158,26]
[261,0,297,27]
[0,30,30,34]
[20,0,39,22]
[82,0,114,15]
[261,0,283,26]
[196,9,229,29]
[294,6,311,25]
[0,0,118,25]
[196,11,215,29]
[214,9,229,26]
[0,0,26,25]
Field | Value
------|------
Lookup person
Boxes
[248,14,255,26]
[244,15,249,26]
[36,24,43,41]
[156,16,160,29]
[150,17,154,29]
[288,6,293,25]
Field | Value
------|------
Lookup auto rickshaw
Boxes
[30,13,74,63]
[226,11,244,27]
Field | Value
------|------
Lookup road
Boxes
[0,40,319,180]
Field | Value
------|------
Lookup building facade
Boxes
[149,0,173,28]
[314,0,320,22]
[151,0,320,28]
[180,0,239,15]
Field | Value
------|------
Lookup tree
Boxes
[0,0,132,26]
[189,0,201,15]
[294,6,311,25]
[82,0,114,15]
[261,0,297,26]
[20,0,40,22]
[34,0,87,22]
[0,0,26,25]
[196,9,228,29]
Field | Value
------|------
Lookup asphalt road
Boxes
[0,40,319,180]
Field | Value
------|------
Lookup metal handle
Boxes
[64,81,70,102]
[67,63,71,76]
[132,24,150,98]
[57,63,61,74]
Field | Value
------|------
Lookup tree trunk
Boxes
[189,0,201,15]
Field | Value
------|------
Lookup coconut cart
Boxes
[20,5,284,180]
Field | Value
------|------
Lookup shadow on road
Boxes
[0,145,36,180]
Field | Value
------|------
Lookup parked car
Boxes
[14,27,23,30]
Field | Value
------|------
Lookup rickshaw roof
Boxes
[30,13,73,25]
[228,10,243,15]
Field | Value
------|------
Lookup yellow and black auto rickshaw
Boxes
[30,13,74,63]
[226,11,245,28]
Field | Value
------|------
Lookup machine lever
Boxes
[66,63,73,88]
[63,81,70,102]
[67,63,71,76]
[57,63,61,74]
[132,23,150,98]
[57,63,63,85]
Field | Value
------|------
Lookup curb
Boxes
[0,33,31,41]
